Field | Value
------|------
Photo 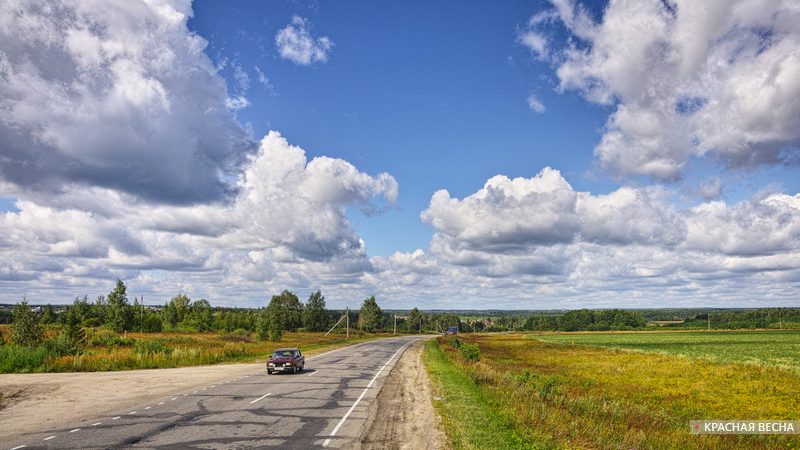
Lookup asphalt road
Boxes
[3,336,428,450]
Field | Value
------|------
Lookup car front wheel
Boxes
[267,370,273,375]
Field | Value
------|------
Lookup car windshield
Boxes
[273,351,294,358]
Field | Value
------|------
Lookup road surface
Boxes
[2,336,427,450]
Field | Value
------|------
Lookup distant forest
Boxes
[2,288,799,333]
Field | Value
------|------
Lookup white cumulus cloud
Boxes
[275,16,334,66]
[526,0,800,181]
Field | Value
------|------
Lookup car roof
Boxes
[273,348,300,352]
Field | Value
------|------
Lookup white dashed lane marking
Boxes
[69,429,80,433]
[112,416,121,420]
[92,422,102,426]
[43,436,56,441]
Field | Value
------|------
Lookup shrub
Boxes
[449,337,463,349]
[0,345,50,373]
[42,334,81,358]
[461,342,480,362]
[11,300,44,348]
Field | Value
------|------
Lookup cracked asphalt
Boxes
[3,336,427,450]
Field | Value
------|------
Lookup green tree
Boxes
[408,308,422,333]
[163,293,192,327]
[11,298,45,348]
[302,290,330,332]
[358,296,383,333]
[180,299,213,332]
[64,306,86,345]
[91,295,107,324]
[267,290,303,332]
[40,304,56,325]
[268,314,283,341]
[107,279,135,333]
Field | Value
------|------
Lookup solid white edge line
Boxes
[322,340,413,447]
[250,392,272,404]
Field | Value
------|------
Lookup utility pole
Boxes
[394,312,396,335]
[708,312,710,331]
[346,307,349,338]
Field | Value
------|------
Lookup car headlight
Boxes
[268,363,274,366]
[286,362,292,365]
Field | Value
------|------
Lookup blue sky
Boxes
[1,0,799,309]
[187,0,619,256]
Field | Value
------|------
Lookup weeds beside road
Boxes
[424,332,800,450]
[0,329,401,373]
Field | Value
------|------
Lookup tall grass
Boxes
[426,333,800,450]
[424,339,550,450]
[0,345,52,373]
[0,330,400,373]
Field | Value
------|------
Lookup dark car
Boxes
[266,348,305,374]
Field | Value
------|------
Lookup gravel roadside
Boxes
[360,338,444,450]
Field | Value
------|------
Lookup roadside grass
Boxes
[423,339,551,450]
[426,333,800,450]
[532,330,800,374]
[0,330,401,373]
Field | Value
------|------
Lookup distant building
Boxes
[447,326,458,334]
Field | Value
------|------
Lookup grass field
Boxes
[425,333,800,450]
[532,330,800,374]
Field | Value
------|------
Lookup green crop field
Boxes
[532,330,800,373]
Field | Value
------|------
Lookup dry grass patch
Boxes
[431,333,800,450]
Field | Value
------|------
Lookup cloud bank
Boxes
[0,0,257,205]
[364,168,800,308]
[521,0,800,181]
[0,132,398,302]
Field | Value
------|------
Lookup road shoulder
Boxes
[360,338,444,450]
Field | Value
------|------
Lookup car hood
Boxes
[268,357,295,363]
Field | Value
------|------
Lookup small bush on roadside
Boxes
[461,342,480,362]
[0,345,50,373]
[449,337,463,349]
[42,334,81,358]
